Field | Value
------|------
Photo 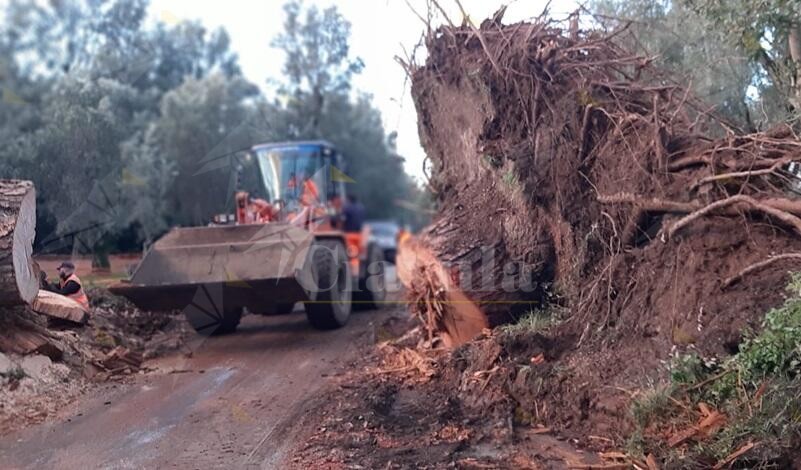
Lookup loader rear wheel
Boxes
[304,239,352,330]
[184,304,243,336]
[354,244,387,310]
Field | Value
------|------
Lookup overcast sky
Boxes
[148,0,576,182]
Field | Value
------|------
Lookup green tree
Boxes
[683,0,801,120]
[590,0,775,130]
[272,0,363,134]
[130,73,259,229]
[0,0,253,258]
[270,0,416,220]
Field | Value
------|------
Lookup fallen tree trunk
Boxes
[0,180,38,306]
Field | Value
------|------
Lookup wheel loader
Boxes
[109,141,387,334]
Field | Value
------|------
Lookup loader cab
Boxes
[250,141,347,214]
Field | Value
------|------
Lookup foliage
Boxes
[668,352,709,386]
[500,305,565,334]
[0,0,255,257]
[269,0,418,220]
[684,0,801,101]
[0,0,420,256]
[272,0,363,135]
[733,273,801,380]
[684,0,801,119]
[133,73,259,229]
[590,0,783,130]
[629,273,801,466]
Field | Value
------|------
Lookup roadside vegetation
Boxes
[499,304,567,335]
[629,274,801,468]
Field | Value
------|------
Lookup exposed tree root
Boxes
[723,253,801,288]
[665,195,801,240]
[691,159,792,190]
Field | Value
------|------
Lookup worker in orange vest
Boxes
[42,261,90,310]
[299,173,320,206]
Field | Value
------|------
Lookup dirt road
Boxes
[0,306,394,469]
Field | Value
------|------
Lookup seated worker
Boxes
[248,195,275,223]
[40,261,90,309]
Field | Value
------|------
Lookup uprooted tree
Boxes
[398,12,801,355]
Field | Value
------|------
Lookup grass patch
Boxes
[629,273,801,467]
[83,272,128,287]
[500,305,565,334]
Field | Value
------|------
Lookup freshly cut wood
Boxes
[31,290,89,325]
[0,180,38,306]
[0,324,62,360]
[712,441,757,470]
[101,346,143,371]
[397,235,489,347]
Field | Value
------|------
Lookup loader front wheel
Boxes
[304,239,352,330]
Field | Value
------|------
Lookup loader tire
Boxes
[354,244,387,310]
[304,239,352,330]
[185,304,242,336]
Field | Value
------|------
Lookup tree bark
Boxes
[0,180,38,306]
[789,26,801,111]
[0,318,62,360]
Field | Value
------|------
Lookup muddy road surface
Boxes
[0,306,396,469]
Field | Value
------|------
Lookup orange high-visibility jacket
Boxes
[61,273,90,310]
[300,179,320,206]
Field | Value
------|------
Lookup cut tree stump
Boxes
[31,290,88,325]
[0,180,38,306]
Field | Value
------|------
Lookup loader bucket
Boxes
[109,223,314,312]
